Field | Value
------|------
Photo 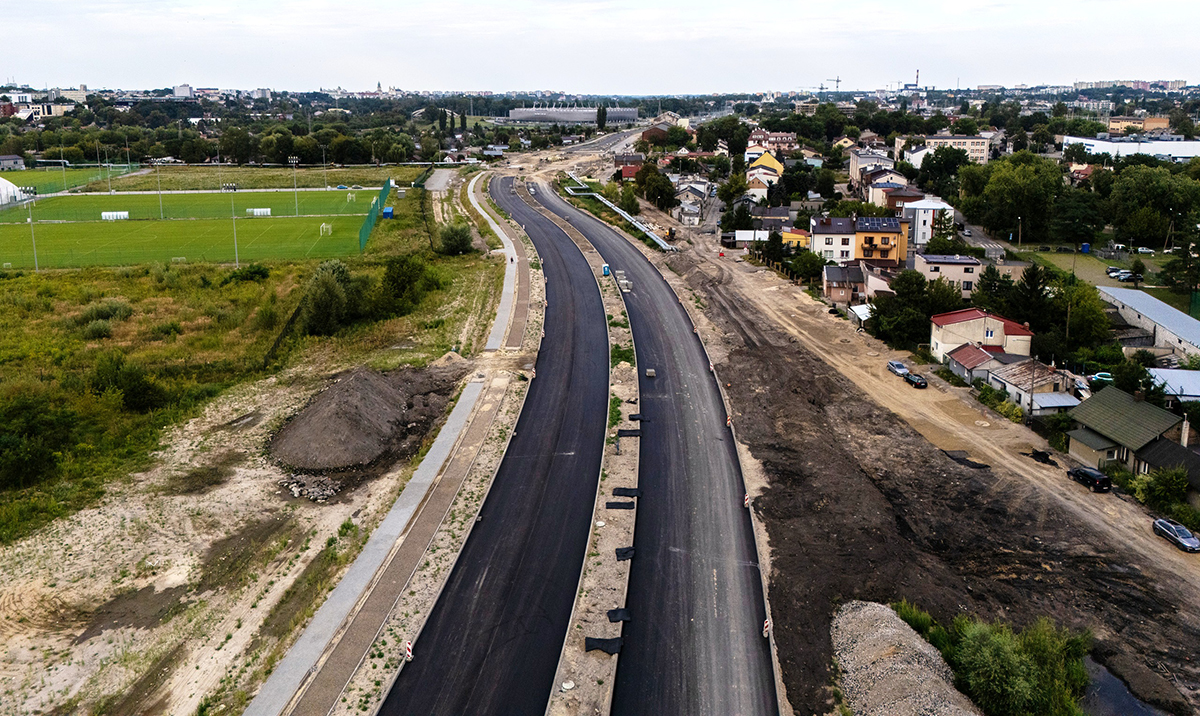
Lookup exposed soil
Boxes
[73,585,189,645]
[270,358,469,474]
[662,249,1200,716]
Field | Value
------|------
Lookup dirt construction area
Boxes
[640,238,1200,715]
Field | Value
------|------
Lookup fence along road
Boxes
[534,182,778,715]
[377,174,608,714]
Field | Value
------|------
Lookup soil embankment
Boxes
[271,357,468,477]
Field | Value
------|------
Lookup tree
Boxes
[1130,258,1146,286]
[720,204,753,231]
[1062,142,1089,164]
[972,265,1014,315]
[816,168,836,197]
[1008,264,1050,332]
[438,109,447,132]
[953,117,978,136]
[1009,127,1029,152]
[380,253,435,317]
[619,183,640,215]
[439,223,474,255]
[977,154,1061,242]
[927,277,965,316]
[717,174,748,205]
[791,251,825,284]
[1050,188,1103,248]
[762,231,785,265]
[597,105,607,130]
[932,208,957,242]
[1053,102,1068,117]
[300,262,350,335]
[917,145,971,197]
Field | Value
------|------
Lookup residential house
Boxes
[781,228,810,251]
[988,360,1079,415]
[641,123,670,144]
[929,308,1033,362]
[895,134,989,164]
[1133,438,1200,492]
[614,153,645,167]
[858,130,882,147]
[916,254,982,297]
[1097,287,1200,359]
[674,202,701,226]
[867,180,907,206]
[1149,368,1200,408]
[730,229,772,248]
[675,184,707,207]
[831,136,856,151]
[746,164,780,189]
[620,165,639,181]
[882,185,926,211]
[1067,387,1182,473]
[767,132,798,152]
[989,257,1031,281]
[0,155,26,171]
[823,264,865,307]
[748,128,770,147]
[849,149,894,184]
[853,216,907,264]
[903,198,954,246]
[744,144,770,164]
[945,344,1027,383]
[810,216,857,263]
[749,151,784,176]
[746,177,769,201]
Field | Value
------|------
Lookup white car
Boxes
[1137,247,1155,255]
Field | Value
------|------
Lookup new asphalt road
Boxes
[536,186,778,715]
[378,175,608,715]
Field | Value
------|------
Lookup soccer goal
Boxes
[320,223,333,236]
[346,192,356,203]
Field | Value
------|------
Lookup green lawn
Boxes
[88,165,422,192]
[0,190,372,223]
[6,166,137,194]
[0,215,362,268]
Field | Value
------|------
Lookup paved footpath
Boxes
[468,173,528,350]
[244,170,526,716]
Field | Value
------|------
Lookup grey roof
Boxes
[1098,287,1200,349]
[1136,439,1200,489]
[1148,368,1200,398]
[0,155,23,161]
[811,216,856,234]
[1070,387,1181,451]
[750,206,790,218]
[824,265,864,284]
[856,217,902,231]
[1067,428,1117,451]
[1032,393,1081,409]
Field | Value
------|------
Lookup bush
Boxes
[0,382,78,491]
[77,299,133,325]
[299,268,348,336]
[89,352,168,412]
[221,263,270,286]
[892,601,1091,716]
[378,254,443,317]
[935,367,968,387]
[82,319,113,340]
[439,223,474,255]
[994,401,1024,423]
[611,344,636,367]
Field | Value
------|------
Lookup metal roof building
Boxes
[1098,287,1200,357]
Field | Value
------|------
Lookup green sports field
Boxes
[0,214,361,268]
[6,166,137,194]
[0,190,372,223]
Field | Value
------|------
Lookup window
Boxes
[825,237,833,246]
[840,250,850,258]
[930,266,941,273]
[985,328,994,339]
[964,267,974,274]
[823,250,834,259]
[963,281,973,291]
[841,237,850,246]
[863,249,874,257]
[881,250,890,258]
[881,237,889,245]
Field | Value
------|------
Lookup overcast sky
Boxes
[8,0,1198,95]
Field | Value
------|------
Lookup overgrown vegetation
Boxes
[1105,464,1200,533]
[973,379,1025,423]
[893,600,1091,716]
[608,394,623,429]
[610,344,636,367]
[935,367,969,387]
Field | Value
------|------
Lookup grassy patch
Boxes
[935,367,968,387]
[15,166,137,194]
[610,344,635,367]
[608,393,623,428]
[607,313,629,328]
[85,166,421,193]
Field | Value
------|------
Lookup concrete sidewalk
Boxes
[469,172,521,351]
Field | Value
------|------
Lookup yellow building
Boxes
[781,229,810,251]
[853,216,908,264]
[1108,116,1170,133]
[749,151,784,175]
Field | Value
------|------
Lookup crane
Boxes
[826,76,842,92]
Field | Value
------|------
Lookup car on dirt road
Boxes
[1137,247,1156,255]
[1067,466,1112,492]
[887,360,909,377]
[904,373,928,388]
[1153,518,1200,552]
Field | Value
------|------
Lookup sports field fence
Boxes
[358,179,393,252]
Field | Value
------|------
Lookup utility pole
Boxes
[1017,215,1022,247]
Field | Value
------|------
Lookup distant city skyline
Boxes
[8,0,1199,95]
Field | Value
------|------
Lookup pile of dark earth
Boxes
[666,252,1199,716]
[269,356,469,500]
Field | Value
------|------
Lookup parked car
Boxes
[1088,372,1113,384]
[1153,518,1200,552]
[1106,266,1123,276]
[1137,247,1156,255]
[962,229,973,237]
[1067,466,1112,492]
[887,360,909,376]
[336,184,348,189]
[1038,245,1052,252]
[350,184,364,190]
[904,373,928,388]
[1112,243,1128,252]
[1118,273,1144,283]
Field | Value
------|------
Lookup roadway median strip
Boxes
[518,179,643,716]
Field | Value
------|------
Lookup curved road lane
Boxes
[378,176,607,715]
[536,183,778,715]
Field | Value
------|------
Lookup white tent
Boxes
[0,175,23,205]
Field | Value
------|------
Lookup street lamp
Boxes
[288,155,300,216]
[1017,215,1022,247]
[321,145,328,189]
[18,187,39,271]
[156,161,164,219]
[222,182,240,267]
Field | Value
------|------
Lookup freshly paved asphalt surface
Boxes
[537,186,778,715]
[378,175,608,715]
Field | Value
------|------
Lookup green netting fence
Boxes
[358,178,393,252]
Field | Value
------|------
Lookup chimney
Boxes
[1134,390,1145,402]
[1183,416,1191,449]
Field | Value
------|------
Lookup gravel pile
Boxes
[278,474,340,502]
[831,601,981,716]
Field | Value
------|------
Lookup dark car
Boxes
[1067,466,1112,492]
[1118,273,1144,283]
[904,373,928,388]
[1055,246,1075,253]
[1153,518,1200,552]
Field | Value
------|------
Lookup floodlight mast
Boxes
[223,182,240,267]
[289,156,300,215]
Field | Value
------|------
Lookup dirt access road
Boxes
[653,233,1200,714]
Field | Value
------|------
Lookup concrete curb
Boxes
[467,172,518,351]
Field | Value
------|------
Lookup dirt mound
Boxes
[832,601,981,716]
[270,359,468,472]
